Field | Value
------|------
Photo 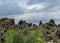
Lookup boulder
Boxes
[39,21,42,25]
[33,24,37,26]
[48,19,55,26]
[18,20,25,25]
[43,34,53,41]
[56,30,60,39]
[28,23,32,27]
[0,18,15,27]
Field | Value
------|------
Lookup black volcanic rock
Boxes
[43,31,53,41]
[0,18,15,27]
[18,20,25,25]
[39,21,42,25]
[33,24,37,26]
[28,23,32,27]
[10,19,15,25]
[56,30,60,39]
[48,19,55,26]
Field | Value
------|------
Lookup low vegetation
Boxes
[5,29,21,43]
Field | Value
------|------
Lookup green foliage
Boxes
[23,27,45,43]
[38,27,45,36]
[37,39,45,43]
[24,31,37,43]
[4,27,46,43]
[5,29,22,43]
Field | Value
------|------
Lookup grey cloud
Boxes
[27,0,60,5]
[27,0,60,13]
[0,0,25,16]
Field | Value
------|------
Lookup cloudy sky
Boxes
[0,0,60,24]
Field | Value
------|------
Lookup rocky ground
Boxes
[0,18,60,43]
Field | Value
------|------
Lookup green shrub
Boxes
[5,27,46,43]
[23,27,46,43]
[5,29,23,43]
